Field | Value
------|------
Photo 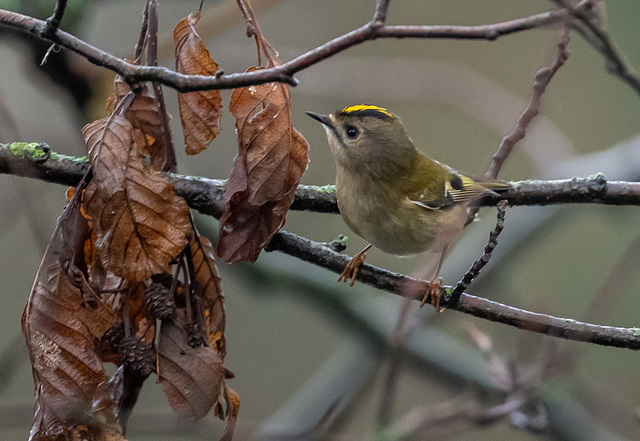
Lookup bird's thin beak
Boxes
[305,111,333,128]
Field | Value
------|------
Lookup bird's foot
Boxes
[337,252,367,286]
[420,277,443,310]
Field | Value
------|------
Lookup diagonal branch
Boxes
[2,143,640,350]
[486,25,570,179]
[266,227,640,351]
[553,0,640,96]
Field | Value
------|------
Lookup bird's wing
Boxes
[410,167,510,210]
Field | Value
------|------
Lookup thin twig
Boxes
[486,25,570,179]
[446,201,508,307]
[133,0,150,62]
[41,0,67,38]
[146,0,177,173]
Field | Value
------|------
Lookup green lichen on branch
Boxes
[9,142,47,159]
[9,142,87,163]
[3,144,640,211]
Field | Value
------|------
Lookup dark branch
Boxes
[266,227,640,351]
[0,7,568,93]
[2,143,640,350]
[3,144,640,210]
[447,200,508,307]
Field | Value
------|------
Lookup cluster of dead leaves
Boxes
[23,5,308,440]
[174,12,310,263]
[19,4,311,440]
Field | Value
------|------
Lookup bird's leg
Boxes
[338,244,372,286]
[420,246,448,310]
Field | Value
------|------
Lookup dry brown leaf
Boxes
[189,234,226,357]
[83,117,191,281]
[217,70,309,262]
[219,385,240,441]
[108,76,173,171]
[23,263,120,440]
[157,314,224,421]
[174,12,223,155]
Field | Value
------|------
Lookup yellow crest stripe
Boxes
[340,105,393,118]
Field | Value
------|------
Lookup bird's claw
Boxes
[337,252,367,286]
[420,277,444,310]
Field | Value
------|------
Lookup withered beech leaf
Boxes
[174,12,223,155]
[83,117,191,281]
[219,385,240,441]
[190,233,225,358]
[23,263,120,439]
[108,76,173,171]
[158,315,224,421]
[217,69,310,262]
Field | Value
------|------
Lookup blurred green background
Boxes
[1,1,640,440]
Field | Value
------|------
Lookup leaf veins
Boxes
[83,117,191,281]
[217,68,309,262]
[174,12,223,155]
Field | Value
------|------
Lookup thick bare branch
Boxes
[3,144,640,210]
[2,143,640,350]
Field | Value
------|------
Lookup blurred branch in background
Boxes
[0,1,93,113]
[552,0,640,96]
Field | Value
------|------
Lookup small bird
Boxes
[306,105,511,309]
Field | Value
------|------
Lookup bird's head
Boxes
[306,105,418,179]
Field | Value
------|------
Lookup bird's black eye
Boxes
[346,125,359,139]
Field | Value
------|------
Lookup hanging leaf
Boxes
[189,233,225,357]
[219,385,240,441]
[107,76,173,172]
[83,117,191,281]
[218,69,309,262]
[174,12,223,155]
[157,315,224,421]
[23,262,120,440]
